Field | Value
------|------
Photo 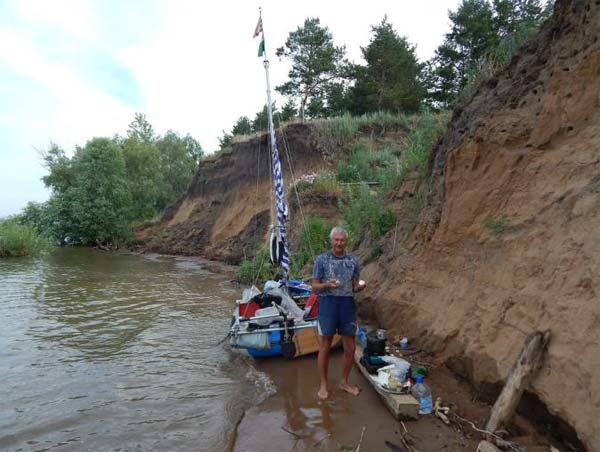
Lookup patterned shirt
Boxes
[312,251,360,297]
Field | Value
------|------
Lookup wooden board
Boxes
[293,327,342,357]
[354,343,420,421]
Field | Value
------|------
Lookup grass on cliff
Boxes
[0,218,51,258]
[335,110,448,242]
[311,111,410,152]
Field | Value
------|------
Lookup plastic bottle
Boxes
[411,376,433,414]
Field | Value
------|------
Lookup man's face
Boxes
[331,233,347,255]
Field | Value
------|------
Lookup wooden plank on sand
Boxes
[354,342,419,421]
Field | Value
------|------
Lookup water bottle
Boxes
[411,376,433,414]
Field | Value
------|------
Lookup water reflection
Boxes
[0,248,264,451]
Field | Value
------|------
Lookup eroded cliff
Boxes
[361,1,599,448]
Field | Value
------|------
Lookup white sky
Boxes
[0,0,461,217]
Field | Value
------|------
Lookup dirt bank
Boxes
[359,1,599,448]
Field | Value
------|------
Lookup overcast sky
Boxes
[0,0,461,217]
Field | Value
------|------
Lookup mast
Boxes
[256,9,290,281]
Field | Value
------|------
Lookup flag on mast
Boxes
[253,17,265,57]
[253,17,263,37]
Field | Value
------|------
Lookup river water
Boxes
[0,248,274,451]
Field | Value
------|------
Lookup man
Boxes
[311,226,366,400]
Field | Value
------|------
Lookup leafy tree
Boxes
[252,103,277,132]
[182,134,203,163]
[231,116,253,136]
[426,0,550,107]
[218,131,233,149]
[128,113,156,144]
[122,135,162,220]
[155,131,199,209]
[41,143,73,193]
[278,99,298,123]
[276,18,348,118]
[18,201,55,236]
[349,17,424,114]
[42,138,133,244]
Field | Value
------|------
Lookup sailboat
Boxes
[228,12,340,359]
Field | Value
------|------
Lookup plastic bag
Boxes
[381,356,411,383]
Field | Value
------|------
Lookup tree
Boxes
[42,138,133,244]
[276,18,348,119]
[426,0,550,107]
[231,116,253,136]
[155,131,199,209]
[122,135,162,220]
[278,99,298,122]
[349,17,424,114]
[252,103,277,132]
[128,113,156,144]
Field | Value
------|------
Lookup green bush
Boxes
[340,183,396,242]
[239,246,274,285]
[336,143,397,184]
[289,216,331,278]
[293,171,343,200]
[0,219,51,258]
[484,214,510,234]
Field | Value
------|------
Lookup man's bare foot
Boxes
[339,382,361,396]
[317,386,329,400]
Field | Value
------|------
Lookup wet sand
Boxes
[234,347,564,451]
[234,349,483,451]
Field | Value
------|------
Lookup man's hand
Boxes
[328,279,341,289]
[353,279,366,292]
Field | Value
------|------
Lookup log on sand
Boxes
[485,331,550,435]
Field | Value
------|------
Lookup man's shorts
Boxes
[317,295,357,336]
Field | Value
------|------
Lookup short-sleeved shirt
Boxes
[312,251,360,297]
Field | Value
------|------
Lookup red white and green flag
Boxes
[253,17,264,57]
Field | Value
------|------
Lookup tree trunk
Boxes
[485,331,549,436]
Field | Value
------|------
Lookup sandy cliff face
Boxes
[138,123,326,263]
[362,1,599,448]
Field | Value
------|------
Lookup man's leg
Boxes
[338,296,360,396]
[339,335,360,396]
[318,335,333,400]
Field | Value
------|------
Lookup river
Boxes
[0,248,274,451]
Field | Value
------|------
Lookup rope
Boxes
[277,113,317,262]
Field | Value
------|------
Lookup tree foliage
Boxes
[33,114,203,245]
[426,0,550,107]
[276,18,348,118]
[42,138,133,244]
[349,17,424,115]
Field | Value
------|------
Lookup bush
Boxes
[340,183,396,243]
[239,247,275,285]
[398,110,449,179]
[0,218,51,257]
[336,143,397,184]
[312,111,409,153]
[289,216,331,278]
[484,213,510,234]
[293,171,343,200]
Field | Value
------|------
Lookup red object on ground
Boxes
[305,293,318,318]
[239,301,261,318]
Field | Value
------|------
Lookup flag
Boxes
[258,38,265,57]
[253,17,262,38]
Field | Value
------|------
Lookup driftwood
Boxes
[485,331,549,436]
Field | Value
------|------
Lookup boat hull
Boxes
[231,323,342,358]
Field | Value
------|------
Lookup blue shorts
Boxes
[317,295,357,336]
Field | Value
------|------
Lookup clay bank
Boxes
[139,1,600,449]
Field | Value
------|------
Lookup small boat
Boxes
[228,12,339,358]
